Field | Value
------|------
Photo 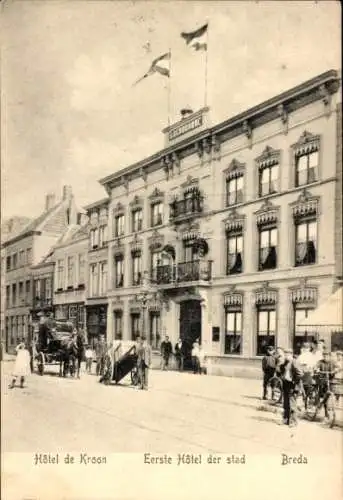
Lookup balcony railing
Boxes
[169,195,204,221]
[152,260,212,285]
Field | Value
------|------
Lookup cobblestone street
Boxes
[2,360,342,499]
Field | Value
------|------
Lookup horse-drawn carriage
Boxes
[35,320,77,377]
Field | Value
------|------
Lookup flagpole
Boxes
[168,49,172,127]
[204,22,209,108]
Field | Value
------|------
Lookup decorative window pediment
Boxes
[292,131,320,157]
[224,159,245,180]
[130,195,143,210]
[113,238,125,257]
[224,209,245,233]
[149,187,164,202]
[180,221,201,241]
[113,202,125,215]
[255,199,279,226]
[130,234,143,254]
[148,297,162,312]
[224,291,243,309]
[112,297,124,311]
[292,189,319,219]
[129,297,141,313]
[290,285,317,306]
[255,282,278,306]
[182,175,199,195]
[255,146,280,170]
[148,230,165,250]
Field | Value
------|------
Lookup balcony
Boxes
[33,298,53,309]
[152,260,212,286]
[169,195,204,222]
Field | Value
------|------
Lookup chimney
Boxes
[45,193,56,211]
[62,185,73,200]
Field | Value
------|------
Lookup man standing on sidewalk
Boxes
[160,335,173,370]
[279,349,303,427]
[137,336,152,390]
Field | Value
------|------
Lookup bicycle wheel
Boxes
[306,388,318,420]
[131,367,139,386]
[271,378,283,404]
[326,393,336,428]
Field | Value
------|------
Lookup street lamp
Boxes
[135,271,155,337]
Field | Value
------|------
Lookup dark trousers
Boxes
[161,354,170,370]
[176,354,184,371]
[282,380,298,425]
[96,357,105,376]
[192,356,200,374]
[138,362,149,389]
[263,370,275,399]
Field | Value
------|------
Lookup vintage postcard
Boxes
[1,1,342,499]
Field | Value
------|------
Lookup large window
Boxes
[99,262,108,296]
[89,264,98,297]
[57,259,64,289]
[67,256,74,287]
[18,282,24,304]
[150,250,162,281]
[226,175,243,206]
[78,254,85,285]
[99,225,108,247]
[114,255,124,288]
[6,256,11,271]
[90,228,99,249]
[293,307,317,354]
[19,250,25,267]
[6,286,10,308]
[114,214,125,237]
[26,248,32,265]
[226,234,243,275]
[12,253,18,269]
[12,284,17,306]
[132,209,143,232]
[259,164,278,197]
[25,280,31,304]
[34,279,41,301]
[149,312,161,349]
[151,202,163,227]
[295,220,317,266]
[257,309,276,356]
[183,241,197,262]
[132,252,142,286]
[131,313,140,340]
[114,311,123,339]
[258,227,277,271]
[224,310,242,355]
[295,150,318,187]
[45,278,52,302]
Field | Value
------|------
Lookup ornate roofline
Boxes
[99,70,340,190]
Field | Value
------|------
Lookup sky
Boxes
[1,0,341,219]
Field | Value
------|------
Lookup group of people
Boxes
[262,340,343,427]
[160,336,206,374]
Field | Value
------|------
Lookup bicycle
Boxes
[268,374,283,404]
[311,371,336,428]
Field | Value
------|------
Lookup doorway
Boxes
[179,299,202,350]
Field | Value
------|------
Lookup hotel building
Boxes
[98,70,342,376]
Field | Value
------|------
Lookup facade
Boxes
[97,69,341,376]
[2,186,84,352]
[53,225,88,332]
[85,198,109,346]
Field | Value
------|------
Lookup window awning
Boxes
[297,288,343,329]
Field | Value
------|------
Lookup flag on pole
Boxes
[181,23,208,51]
[133,52,171,86]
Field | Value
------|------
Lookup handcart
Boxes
[100,345,139,386]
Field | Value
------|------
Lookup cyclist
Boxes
[297,342,316,406]
[313,348,338,423]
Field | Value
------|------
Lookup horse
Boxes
[58,339,78,378]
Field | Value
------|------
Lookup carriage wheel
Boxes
[37,353,45,375]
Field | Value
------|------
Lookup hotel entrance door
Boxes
[179,300,201,354]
